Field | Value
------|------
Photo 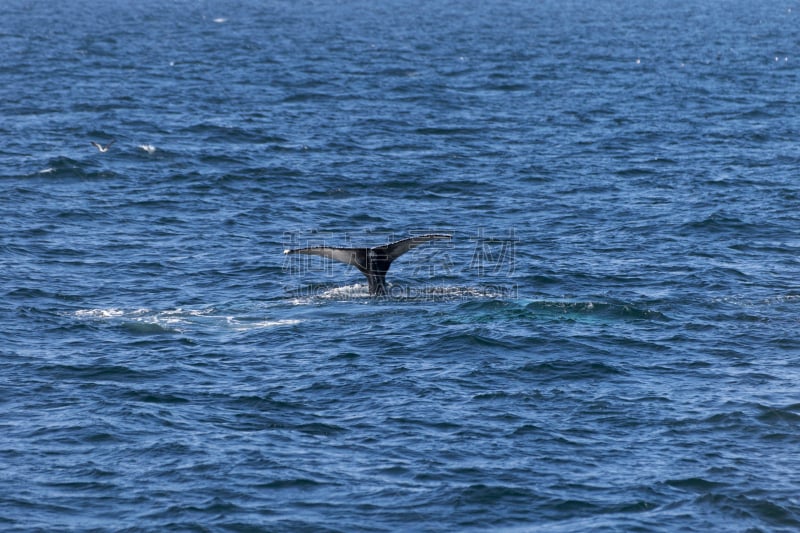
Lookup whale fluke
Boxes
[284,234,451,295]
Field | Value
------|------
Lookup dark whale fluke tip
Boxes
[284,233,451,295]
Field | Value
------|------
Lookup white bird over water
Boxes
[90,140,115,152]
[138,144,157,154]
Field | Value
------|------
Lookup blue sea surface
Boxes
[2,0,800,530]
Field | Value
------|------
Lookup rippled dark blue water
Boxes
[3,0,800,530]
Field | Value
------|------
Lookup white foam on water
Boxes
[73,306,302,333]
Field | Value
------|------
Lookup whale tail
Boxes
[284,234,451,295]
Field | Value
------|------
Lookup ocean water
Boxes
[2,0,800,530]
